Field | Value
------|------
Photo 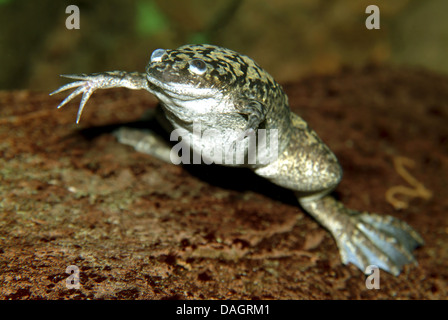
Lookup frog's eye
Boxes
[150,49,166,63]
[188,59,207,75]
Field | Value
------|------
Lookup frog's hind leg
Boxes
[113,127,174,163]
[113,106,176,163]
[298,194,424,275]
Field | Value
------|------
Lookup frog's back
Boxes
[178,44,290,128]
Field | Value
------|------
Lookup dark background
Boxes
[1,0,448,90]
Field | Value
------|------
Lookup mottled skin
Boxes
[51,44,423,275]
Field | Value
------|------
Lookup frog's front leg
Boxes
[235,99,268,140]
[51,71,175,162]
[299,194,424,275]
[50,71,148,123]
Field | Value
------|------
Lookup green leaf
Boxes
[136,0,169,36]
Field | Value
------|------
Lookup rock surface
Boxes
[0,66,447,299]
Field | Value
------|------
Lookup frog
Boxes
[51,44,424,276]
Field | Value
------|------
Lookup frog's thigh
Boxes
[113,127,174,163]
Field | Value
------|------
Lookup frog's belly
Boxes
[169,114,279,167]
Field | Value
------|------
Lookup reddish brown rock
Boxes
[0,66,447,299]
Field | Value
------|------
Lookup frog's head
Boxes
[147,45,221,98]
[146,44,245,97]
[145,44,272,115]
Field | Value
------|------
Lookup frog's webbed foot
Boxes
[299,195,424,275]
[50,71,148,123]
